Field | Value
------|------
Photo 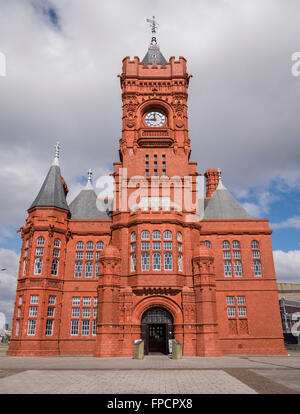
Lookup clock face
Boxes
[145,111,166,127]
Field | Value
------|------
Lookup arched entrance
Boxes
[141,307,174,355]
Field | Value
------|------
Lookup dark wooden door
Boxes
[148,324,166,353]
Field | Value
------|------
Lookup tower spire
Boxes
[143,16,166,66]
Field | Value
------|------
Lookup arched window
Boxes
[141,230,150,240]
[152,230,161,240]
[254,260,262,276]
[131,254,136,272]
[96,241,104,250]
[131,232,136,242]
[232,240,240,249]
[223,240,230,250]
[86,241,94,250]
[204,240,211,248]
[251,240,259,249]
[54,238,61,247]
[34,258,43,275]
[153,253,161,270]
[76,241,84,250]
[37,236,45,246]
[224,260,232,277]
[74,261,82,278]
[177,232,182,241]
[141,252,150,271]
[163,230,172,240]
[85,261,93,277]
[23,259,27,275]
[234,260,243,277]
[178,254,183,271]
[164,252,172,270]
[51,259,59,276]
[95,262,100,277]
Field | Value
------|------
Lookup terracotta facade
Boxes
[8,46,286,357]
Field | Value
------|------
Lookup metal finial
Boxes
[146,16,158,34]
[217,168,221,178]
[52,141,60,166]
[88,168,92,182]
[85,168,93,190]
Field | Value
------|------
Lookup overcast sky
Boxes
[0,0,300,326]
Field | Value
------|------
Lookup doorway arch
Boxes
[141,307,174,355]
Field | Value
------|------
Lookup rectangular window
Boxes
[164,242,172,250]
[15,320,19,336]
[238,307,247,317]
[53,248,60,257]
[93,297,98,306]
[81,320,90,336]
[30,295,39,304]
[45,320,54,336]
[92,320,97,336]
[93,307,98,318]
[17,307,21,317]
[227,307,236,317]
[252,250,260,258]
[82,308,91,318]
[48,296,56,305]
[29,306,38,317]
[47,307,55,317]
[237,296,246,305]
[76,251,83,259]
[72,308,80,318]
[233,250,241,258]
[154,170,158,176]
[152,241,161,250]
[83,297,91,306]
[223,251,231,259]
[145,170,149,177]
[35,247,44,256]
[19,296,23,305]
[131,243,136,252]
[86,251,94,260]
[226,296,235,305]
[70,320,79,336]
[72,297,80,306]
[177,243,182,252]
[27,319,36,336]
[141,242,150,250]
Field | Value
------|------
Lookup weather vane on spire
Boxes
[52,141,60,166]
[146,16,159,44]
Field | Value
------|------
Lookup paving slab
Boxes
[0,369,256,394]
[252,369,300,394]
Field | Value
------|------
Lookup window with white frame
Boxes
[72,308,80,318]
[30,295,39,304]
[92,320,97,335]
[131,254,136,272]
[141,252,150,271]
[177,232,182,241]
[54,238,61,247]
[51,259,59,276]
[131,243,136,252]
[141,230,150,240]
[86,241,94,250]
[85,261,93,278]
[70,320,79,336]
[27,319,36,335]
[53,248,60,257]
[131,232,136,242]
[93,307,98,318]
[37,236,45,246]
[48,295,56,305]
[76,251,83,259]
[164,242,172,250]
[237,296,246,305]
[232,240,240,249]
[153,253,161,270]
[226,296,235,305]
[17,307,21,317]
[35,247,44,256]
[164,252,172,270]
[227,307,236,317]
[86,251,94,259]
[93,297,98,306]
[74,261,82,278]
[96,251,101,259]
[234,260,243,277]
[222,240,230,250]
[252,250,260,258]
[81,320,90,335]
[141,242,150,250]
[47,307,55,317]
[223,251,230,259]
[34,258,43,275]
[152,241,161,250]
[163,230,172,240]
[178,254,183,272]
[72,297,80,306]
[254,260,262,276]
[224,260,232,277]
[238,307,247,317]
[24,249,28,257]
[233,250,241,258]
[83,297,91,306]
[82,308,90,318]
[152,230,161,240]
[251,240,259,249]
[95,262,100,277]
[76,241,84,250]
[29,306,38,317]
[45,320,54,336]
[96,241,104,250]
[177,243,182,252]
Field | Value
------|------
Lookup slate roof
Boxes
[142,43,167,66]
[69,187,112,220]
[203,179,251,220]
[29,165,69,211]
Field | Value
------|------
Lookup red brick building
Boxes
[8,30,286,357]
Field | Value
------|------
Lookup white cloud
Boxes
[271,216,300,230]
[273,250,300,283]
[240,191,279,218]
[0,249,19,327]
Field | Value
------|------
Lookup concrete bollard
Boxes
[133,340,144,360]
[172,340,182,360]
